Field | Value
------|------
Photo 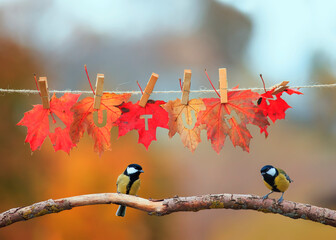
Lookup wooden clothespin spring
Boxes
[181,69,191,105]
[92,74,107,128]
[219,68,228,103]
[139,73,159,107]
[38,77,50,109]
[93,74,105,110]
[271,81,289,95]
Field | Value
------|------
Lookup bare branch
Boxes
[1,193,335,228]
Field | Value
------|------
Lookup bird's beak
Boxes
[140,170,144,173]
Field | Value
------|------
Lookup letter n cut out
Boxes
[224,110,241,127]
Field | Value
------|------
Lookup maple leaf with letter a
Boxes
[196,88,269,153]
[17,93,81,154]
[116,100,169,149]
[70,93,131,155]
[258,88,302,136]
[163,98,205,152]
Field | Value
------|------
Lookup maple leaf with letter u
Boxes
[196,87,269,153]
[17,93,81,154]
[116,100,169,149]
[70,93,131,155]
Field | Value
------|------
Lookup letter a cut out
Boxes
[48,113,67,133]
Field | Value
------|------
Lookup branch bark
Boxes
[1,193,335,228]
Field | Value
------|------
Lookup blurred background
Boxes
[1,0,336,239]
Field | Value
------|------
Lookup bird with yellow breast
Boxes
[116,164,144,217]
[260,165,293,203]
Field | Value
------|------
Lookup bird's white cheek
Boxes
[127,167,138,174]
[266,168,276,176]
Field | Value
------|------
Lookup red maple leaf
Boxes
[70,93,131,155]
[116,100,169,149]
[196,88,269,153]
[258,88,302,136]
[17,93,81,154]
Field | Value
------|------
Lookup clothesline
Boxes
[0,83,335,95]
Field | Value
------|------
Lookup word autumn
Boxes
[92,107,239,130]
[18,88,302,155]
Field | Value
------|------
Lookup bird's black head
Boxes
[260,165,277,178]
[124,164,144,177]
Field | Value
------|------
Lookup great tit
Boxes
[260,165,293,203]
[116,164,144,217]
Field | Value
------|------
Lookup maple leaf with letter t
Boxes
[196,87,269,153]
[116,100,169,149]
[17,93,81,154]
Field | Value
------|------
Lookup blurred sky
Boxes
[220,0,336,81]
[1,0,336,82]
[0,0,203,49]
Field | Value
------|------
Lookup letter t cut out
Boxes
[140,114,153,131]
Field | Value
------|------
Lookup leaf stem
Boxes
[33,74,41,97]
[205,69,220,98]
[259,74,267,93]
[136,80,144,95]
[84,65,96,95]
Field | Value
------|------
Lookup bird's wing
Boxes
[116,174,123,193]
[116,174,130,194]
[278,168,293,183]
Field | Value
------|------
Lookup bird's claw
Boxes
[277,197,284,204]
[262,195,268,200]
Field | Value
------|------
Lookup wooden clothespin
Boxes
[271,81,289,95]
[38,77,50,109]
[219,68,228,103]
[181,69,191,105]
[139,73,159,107]
[93,74,105,109]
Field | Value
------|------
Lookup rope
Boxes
[0,83,335,95]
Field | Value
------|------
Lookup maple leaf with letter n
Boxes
[163,98,205,152]
[196,87,269,153]
[257,88,303,137]
[17,93,81,154]
[116,100,169,149]
[70,93,131,155]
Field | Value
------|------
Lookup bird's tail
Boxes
[116,205,126,217]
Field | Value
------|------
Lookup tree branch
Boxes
[1,193,335,228]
